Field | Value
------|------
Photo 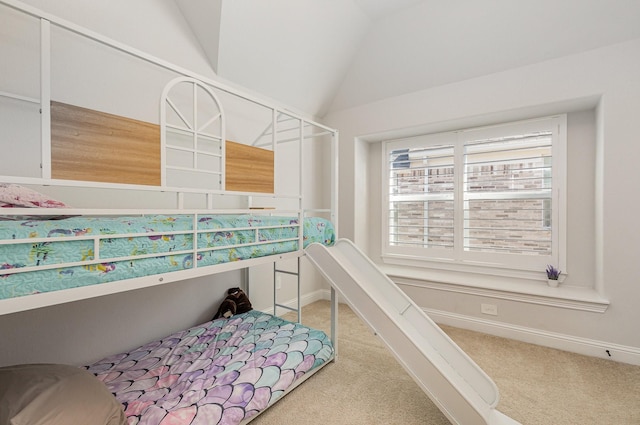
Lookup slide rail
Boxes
[305,239,520,425]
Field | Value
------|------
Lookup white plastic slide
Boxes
[305,239,520,425]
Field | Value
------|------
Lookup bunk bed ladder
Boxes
[273,257,302,323]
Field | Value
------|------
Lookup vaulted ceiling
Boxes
[181,0,640,119]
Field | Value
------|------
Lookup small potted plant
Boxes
[546,265,561,287]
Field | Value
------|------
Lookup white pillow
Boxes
[0,184,70,220]
[0,363,126,425]
[0,183,69,208]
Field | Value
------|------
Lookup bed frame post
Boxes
[331,287,338,358]
[40,18,51,179]
[272,263,277,316]
[297,256,302,323]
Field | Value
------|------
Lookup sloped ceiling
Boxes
[175,0,222,73]
[178,0,640,119]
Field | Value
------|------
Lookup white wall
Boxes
[0,273,238,367]
[325,38,640,363]
[17,0,215,78]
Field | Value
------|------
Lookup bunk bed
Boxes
[0,1,339,424]
[0,205,335,308]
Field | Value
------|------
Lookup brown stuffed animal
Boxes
[213,287,253,320]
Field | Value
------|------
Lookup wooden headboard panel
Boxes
[50,101,274,193]
[225,140,274,193]
[51,101,161,186]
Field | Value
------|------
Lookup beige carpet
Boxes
[252,300,640,425]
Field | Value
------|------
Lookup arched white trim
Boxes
[161,77,226,189]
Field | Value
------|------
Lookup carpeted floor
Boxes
[252,300,640,425]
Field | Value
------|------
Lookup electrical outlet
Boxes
[276,275,282,290]
[481,303,498,316]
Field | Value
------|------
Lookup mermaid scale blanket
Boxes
[86,311,334,425]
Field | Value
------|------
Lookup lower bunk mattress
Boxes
[0,214,335,300]
[86,310,335,425]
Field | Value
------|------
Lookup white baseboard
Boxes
[263,289,328,316]
[279,289,640,366]
[425,307,640,366]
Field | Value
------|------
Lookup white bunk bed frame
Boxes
[0,0,339,345]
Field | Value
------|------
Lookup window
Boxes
[384,116,566,274]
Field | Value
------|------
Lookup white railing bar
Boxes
[331,131,339,236]
[93,235,100,260]
[165,166,222,175]
[272,108,278,190]
[254,138,297,147]
[191,213,199,267]
[160,73,167,187]
[0,248,197,276]
[251,112,300,146]
[277,115,298,123]
[0,90,39,104]
[166,125,221,141]
[298,122,304,250]
[177,191,184,209]
[304,208,332,214]
[0,231,181,246]
[296,256,302,323]
[252,122,273,146]
[197,225,301,235]
[198,113,221,133]
[40,17,51,179]
[2,233,307,276]
[199,237,300,254]
[0,206,303,216]
[0,222,300,246]
[0,175,302,199]
[306,130,334,138]
[261,128,334,139]
[166,97,192,130]
[166,145,222,158]
[268,132,332,145]
[192,82,198,170]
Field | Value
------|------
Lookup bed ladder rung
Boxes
[274,269,298,276]
[273,258,302,323]
[274,303,298,312]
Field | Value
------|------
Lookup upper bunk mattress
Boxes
[0,214,335,300]
[86,310,334,425]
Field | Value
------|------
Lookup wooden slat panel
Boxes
[51,101,160,186]
[225,140,274,193]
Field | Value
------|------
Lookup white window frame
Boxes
[382,115,567,277]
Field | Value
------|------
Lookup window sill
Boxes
[379,264,610,313]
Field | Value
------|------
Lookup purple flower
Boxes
[546,265,561,280]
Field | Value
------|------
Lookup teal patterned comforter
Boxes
[0,214,335,300]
